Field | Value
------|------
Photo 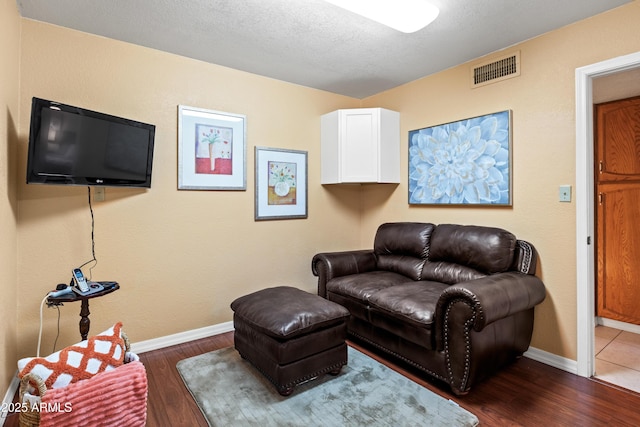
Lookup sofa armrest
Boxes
[436,272,546,333]
[434,272,545,394]
[311,250,376,298]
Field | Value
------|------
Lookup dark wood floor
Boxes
[5,331,640,426]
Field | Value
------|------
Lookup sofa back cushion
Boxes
[374,222,435,280]
[423,224,516,283]
[421,262,486,284]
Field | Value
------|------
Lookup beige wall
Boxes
[16,19,362,358]
[6,1,640,386]
[363,2,640,359]
[0,0,20,393]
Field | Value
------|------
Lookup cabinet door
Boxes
[595,96,640,325]
[340,110,379,182]
[597,97,640,181]
[597,184,640,324]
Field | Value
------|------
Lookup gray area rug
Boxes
[177,346,479,427]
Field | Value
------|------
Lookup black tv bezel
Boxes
[26,97,156,188]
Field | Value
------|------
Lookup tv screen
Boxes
[26,97,156,188]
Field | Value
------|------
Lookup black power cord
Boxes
[41,187,99,354]
[78,186,98,279]
[52,305,61,352]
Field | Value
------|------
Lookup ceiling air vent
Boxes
[471,51,520,88]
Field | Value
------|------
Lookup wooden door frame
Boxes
[575,51,640,378]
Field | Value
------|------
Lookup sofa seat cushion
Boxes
[326,271,412,302]
[368,282,449,326]
[367,282,450,348]
[326,271,413,322]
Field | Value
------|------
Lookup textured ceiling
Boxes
[17,0,631,98]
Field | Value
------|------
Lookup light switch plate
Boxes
[559,185,571,202]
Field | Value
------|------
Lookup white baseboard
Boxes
[131,327,579,376]
[524,346,578,374]
[131,326,580,376]
[130,321,234,354]
[597,317,640,335]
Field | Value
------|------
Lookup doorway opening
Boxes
[575,51,640,383]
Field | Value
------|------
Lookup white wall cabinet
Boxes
[321,108,400,184]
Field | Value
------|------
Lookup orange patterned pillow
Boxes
[18,322,125,390]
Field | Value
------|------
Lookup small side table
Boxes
[47,282,120,340]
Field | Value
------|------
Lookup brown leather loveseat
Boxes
[312,222,546,395]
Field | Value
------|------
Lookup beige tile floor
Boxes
[595,325,640,393]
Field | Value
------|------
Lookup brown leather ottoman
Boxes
[230,286,350,396]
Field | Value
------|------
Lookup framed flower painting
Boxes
[255,147,308,220]
[178,105,247,190]
[408,110,512,206]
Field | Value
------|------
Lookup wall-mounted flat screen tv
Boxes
[26,97,156,188]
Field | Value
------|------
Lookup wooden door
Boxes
[596,96,640,324]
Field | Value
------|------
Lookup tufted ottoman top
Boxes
[231,286,350,340]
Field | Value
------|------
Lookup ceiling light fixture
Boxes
[324,0,439,34]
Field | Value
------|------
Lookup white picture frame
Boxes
[255,147,308,220]
[178,105,247,190]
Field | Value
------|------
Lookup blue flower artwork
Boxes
[408,110,511,205]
